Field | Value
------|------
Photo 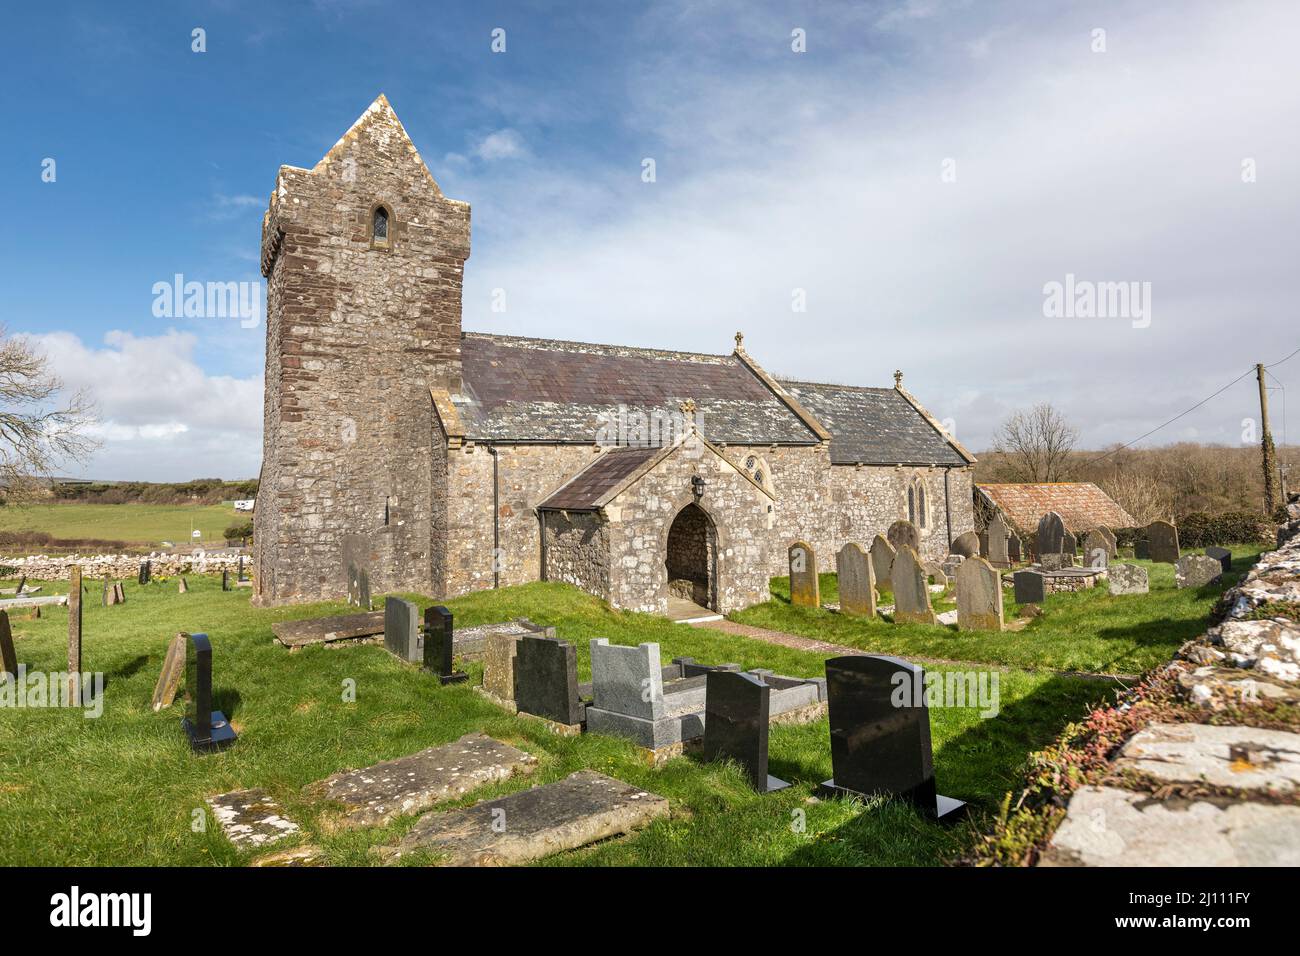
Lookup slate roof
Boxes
[778,381,968,466]
[976,482,1137,533]
[537,445,663,511]
[456,334,818,445]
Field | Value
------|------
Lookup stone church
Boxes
[253,95,976,614]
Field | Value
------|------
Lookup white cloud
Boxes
[32,330,262,480]
[473,129,528,162]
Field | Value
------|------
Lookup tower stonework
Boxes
[253,95,470,606]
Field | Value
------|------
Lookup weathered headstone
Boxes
[986,516,1010,567]
[102,576,111,606]
[1134,538,1150,560]
[788,541,819,608]
[1205,546,1232,573]
[482,632,521,702]
[1108,563,1149,595]
[423,605,467,685]
[977,531,989,558]
[1008,533,1023,563]
[1096,525,1118,558]
[955,557,1003,632]
[950,530,980,559]
[182,632,237,753]
[152,633,187,711]
[835,543,875,617]
[67,566,82,700]
[1040,552,1073,571]
[221,570,231,592]
[1147,520,1180,564]
[940,555,964,580]
[384,596,422,663]
[178,577,188,594]
[818,655,966,820]
[924,562,948,588]
[115,581,126,604]
[138,560,151,585]
[1062,530,1077,557]
[890,546,936,625]
[703,670,788,792]
[514,634,583,725]
[887,519,920,555]
[0,611,17,682]
[1176,554,1223,589]
[1013,569,1046,604]
[1083,530,1111,568]
[869,535,895,588]
[237,556,248,583]
[1036,511,1066,557]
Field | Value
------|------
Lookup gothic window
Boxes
[908,476,930,530]
[739,454,774,496]
[907,486,916,525]
[372,205,390,242]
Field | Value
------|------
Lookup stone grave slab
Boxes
[306,732,536,828]
[956,557,1003,631]
[1147,520,1180,564]
[206,788,300,850]
[273,610,386,647]
[818,655,965,821]
[1206,546,1233,573]
[1176,554,1223,589]
[887,520,920,554]
[1013,569,1046,604]
[835,543,875,617]
[702,670,788,792]
[514,634,584,727]
[1108,563,1149,595]
[151,633,187,711]
[788,541,819,608]
[889,546,936,625]
[1115,722,1300,793]
[384,597,422,663]
[250,844,325,867]
[1037,511,1066,556]
[869,535,895,587]
[1039,785,1300,867]
[382,770,669,866]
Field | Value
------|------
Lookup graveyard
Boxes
[0,522,1267,867]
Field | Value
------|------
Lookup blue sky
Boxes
[2,1,1297,479]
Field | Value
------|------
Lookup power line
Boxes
[1266,345,1300,370]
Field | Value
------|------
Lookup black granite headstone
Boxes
[703,670,788,793]
[1013,569,1046,604]
[818,655,965,821]
[673,656,741,678]
[514,635,584,725]
[384,597,422,663]
[423,605,466,685]
[182,632,237,753]
[1134,539,1150,560]
[138,560,151,585]
[221,570,231,592]
[1205,546,1232,573]
[237,556,247,583]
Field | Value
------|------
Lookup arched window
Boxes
[908,476,929,530]
[907,485,916,525]
[372,205,390,243]
[738,453,774,496]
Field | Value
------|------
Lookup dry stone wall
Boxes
[1,552,248,580]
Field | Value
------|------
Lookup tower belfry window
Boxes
[373,206,389,242]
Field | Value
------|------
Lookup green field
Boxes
[0,503,238,547]
[0,548,1248,867]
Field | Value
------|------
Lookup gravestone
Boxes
[584,640,697,749]
[1062,530,1077,557]
[221,570,231,592]
[237,556,248,583]
[1176,554,1223,589]
[955,557,1004,632]
[347,563,371,610]
[514,635,584,726]
[138,560,151,585]
[423,605,467,685]
[1134,538,1150,560]
[703,670,788,793]
[950,531,980,559]
[869,535,895,588]
[924,562,948,588]
[835,543,875,617]
[182,632,237,753]
[890,546,936,625]
[1040,552,1073,571]
[1036,511,1066,557]
[1008,534,1023,563]
[151,633,188,711]
[114,582,125,604]
[1096,525,1118,558]
[1108,563,1149,595]
[1147,520,1180,564]
[887,519,920,555]
[67,566,82,700]
[482,632,521,702]
[1013,569,1046,604]
[788,541,819,608]
[178,577,188,594]
[1083,530,1111,568]
[818,655,966,821]
[384,597,422,663]
[102,576,111,606]
[977,532,989,558]
[986,516,1010,567]
[940,555,964,581]
[0,611,17,681]
[342,535,372,609]
[15,575,25,596]
[1205,546,1232,573]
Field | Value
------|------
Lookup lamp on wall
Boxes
[691,475,706,500]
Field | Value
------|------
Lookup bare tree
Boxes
[0,327,99,499]
[992,402,1078,482]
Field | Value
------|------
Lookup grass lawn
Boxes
[0,577,1118,867]
[0,502,237,548]
[733,544,1265,675]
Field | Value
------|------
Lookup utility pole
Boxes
[1257,363,1279,515]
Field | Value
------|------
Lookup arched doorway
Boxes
[665,503,718,612]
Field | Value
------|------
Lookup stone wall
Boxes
[1,552,248,581]
[254,96,470,606]
[540,511,610,601]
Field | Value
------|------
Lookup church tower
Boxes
[253,95,471,605]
